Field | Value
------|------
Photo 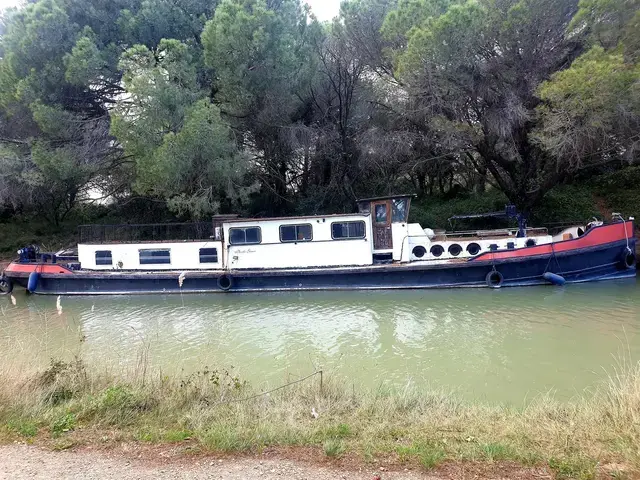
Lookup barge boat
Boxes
[0,195,636,295]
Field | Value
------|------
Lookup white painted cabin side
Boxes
[405,234,554,263]
[74,195,565,272]
[78,241,223,271]
[223,214,374,269]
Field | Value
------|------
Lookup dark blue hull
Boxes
[9,239,636,295]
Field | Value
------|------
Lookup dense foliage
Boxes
[0,0,638,224]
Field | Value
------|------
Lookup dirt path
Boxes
[0,444,551,480]
[0,445,430,480]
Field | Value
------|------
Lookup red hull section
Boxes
[4,263,74,275]
[472,222,634,262]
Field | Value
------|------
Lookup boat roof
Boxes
[222,212,368,224]
[357,194,416,202]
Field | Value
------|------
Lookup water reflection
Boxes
[1,280,638,403]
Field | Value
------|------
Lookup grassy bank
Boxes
[1,358,639,479]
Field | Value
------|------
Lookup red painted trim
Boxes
[472,222,633,261]
[4,263,74,275]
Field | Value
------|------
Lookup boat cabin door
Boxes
[358,195,413,257]
[372,200,393,251]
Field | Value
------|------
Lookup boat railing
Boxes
[78,222,214,244]
[542,222,588,236]
[437,227,549,240]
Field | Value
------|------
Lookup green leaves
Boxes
[113,39,202,154]
[537,46,640,164]
[537,0,640,166]
[131,99,249,219]
[112,37,249,218]
[64,36,106,86]
[570,0,640,52]
[203,0,313,115]
[156,100,248,218]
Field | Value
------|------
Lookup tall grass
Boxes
[1,355,640,477]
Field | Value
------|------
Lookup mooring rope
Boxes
[542,236,563,276]
[211,370,323,407]
[612,213,632,255]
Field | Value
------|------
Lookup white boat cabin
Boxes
[77,195,563,271]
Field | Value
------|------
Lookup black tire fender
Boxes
[0,276,13,295]
[486,270,504,289]
[217,274,233,291]
[623,251,636,270]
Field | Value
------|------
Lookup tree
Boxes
[0,0,131,222]
[0,0,227,221]
[384,0,587,212]
[111,39,249,218]
[537,47,640,166]
[1,0,638,226]
[536,0,640,166]
[203,0,317,214]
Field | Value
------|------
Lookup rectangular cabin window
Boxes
[139,249,171,265]
[280,224,313,243]
[229,227,262,245]
[331,221,366,240]
[199,248,218,264]
[375,204,388,224]
[95,250,112,266]
[392,199,409,223]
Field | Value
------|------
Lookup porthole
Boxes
[466,243,481,256]
[526,239,536,247]
[412,246,427,258]
[448,244,462,256]
[430,245,444,257]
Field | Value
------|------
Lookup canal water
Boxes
[1,280,639,404]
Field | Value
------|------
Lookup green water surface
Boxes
[1,280,639,403]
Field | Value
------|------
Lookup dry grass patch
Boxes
[1,357,640,477]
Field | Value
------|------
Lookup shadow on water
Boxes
[1,279,639,403]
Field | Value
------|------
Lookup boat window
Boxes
[199,248,218,264]
[229,227,262,245]
[392,199,409,223]
[448,244,462,256]
[95,250,112,266]
[430,245,444,257]
[280,224,313,243]
[139,249,171,265]
[331,221,366,240]
[466,243,481,256]
[412,246,426,258]
[375,204,388,224]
